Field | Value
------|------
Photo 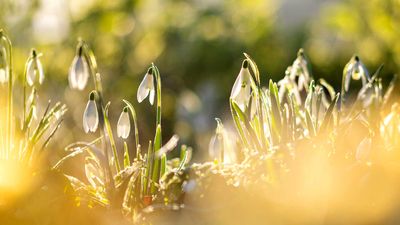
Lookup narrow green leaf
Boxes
[123,141,130,168]
[320,93,340,132]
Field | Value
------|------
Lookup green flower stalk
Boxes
[71,40,117,205]
[137,64,162,195]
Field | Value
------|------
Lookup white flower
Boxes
[209,118,225,162]
[0,46,8,83]
[289,49,310,91]
[231,60,252,111]
[343,56,369,92]
[69,47,90,90]
[117,107,130,139]
[137,68,155,105]
[277,73,301,104]
[26,50,44,86]
[83,92,99,133]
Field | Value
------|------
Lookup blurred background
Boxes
[0,0,399,161]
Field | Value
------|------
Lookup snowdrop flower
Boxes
[0,46,8,83]
[137,67,155,105]
[83,91,99,133]
[26,49,44,86]
[69,45,90,90]
[117,107,130,139]
[209,118,224,162]
[343,56,369,92]
[231,60,252,111]
[278,72,301,105]
[289,49,310,91]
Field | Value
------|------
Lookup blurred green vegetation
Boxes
[0,0,398,157]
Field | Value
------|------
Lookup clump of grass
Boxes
[0,30,66,207]
[198,49,400,223]
[0,29,66,165]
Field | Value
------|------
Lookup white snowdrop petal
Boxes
[26,59,36,86]
[77,57,89,90]
[83,100,99,133]
[117,111,130,139]
[68,57,78,89]
[0,47,8,83]
[0,68,7,83]
[137,74,151,103]
[231,68,251,110]
[289,59,300,80]
[69,56,90,90]
[231,71,243,99]
[36,59,45,84]
[149,89,155,105]
[344,64,353,92]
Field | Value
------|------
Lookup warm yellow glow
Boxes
[0,159,35,209]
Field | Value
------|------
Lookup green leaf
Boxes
[320,93,340,132]
[151,124,162,194]
[103,103,121,173]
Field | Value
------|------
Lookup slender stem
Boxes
[80,40,116,206]
[150,63,162,194]
[22,56,31,129]
[0,31,14,159]
[152,63,162,127]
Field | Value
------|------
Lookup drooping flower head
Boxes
[83,91,99,133]
[117,106,130,139]
[289,48,311,91]
[26,49,44,86]
[231,60,252,111]
[137,67,155,105]
[69,44,90,90]
[343,55,369,92]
